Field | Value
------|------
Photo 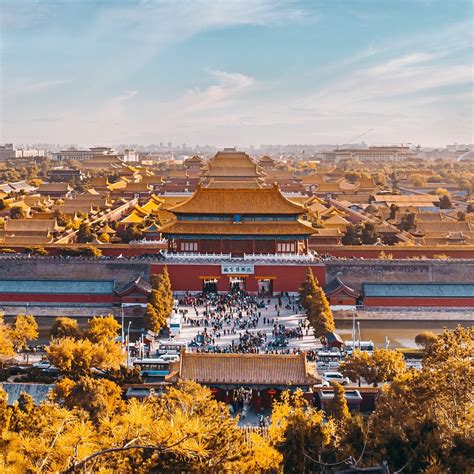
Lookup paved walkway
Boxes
[174,297,321,352]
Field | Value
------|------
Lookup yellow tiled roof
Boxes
[177,352,318,386]
[160,219,315,236]
[120,212,145,224]
[170,184,306,215]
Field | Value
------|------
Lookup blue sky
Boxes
[1,0,472,147]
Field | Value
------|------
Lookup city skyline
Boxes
[1,0,473,147]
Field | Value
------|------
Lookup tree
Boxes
[53,209,69,227]
[439,194,452,209]
[299,269,335,339]
[76,222,94,243]
[414,331,438,349]
[46,336,125,377]
[342,224,361,245]
[157,266,173,319]
[55,376,125,421]
[339,348,407,386]
[269,390,338,473]
[0,315,14,362]
[329,382,350,421]
[120,224,143,243]
[368,326,473,472]
[50,317,80,340]
[361,222,379,244]
[57,246,102,257]
[10,314,38,351]
[389,204,399,220]
[23,245,48,256]
[399,212,417,231]
[85,315,121,343]
[144,302,166,333]
[10,207,27,219]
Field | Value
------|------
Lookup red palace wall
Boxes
[364,297,474,308]
[151,263,326,294]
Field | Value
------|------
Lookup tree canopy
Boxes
[299,269,335,339]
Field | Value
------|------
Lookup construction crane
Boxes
[336,129,373,150]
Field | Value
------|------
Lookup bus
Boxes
[133,359,171,378]
[157,341,187,356]
[169,314,183,337]
[344,340,375,355]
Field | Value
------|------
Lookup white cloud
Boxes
[4,80,71,98]
[178,70,257,112]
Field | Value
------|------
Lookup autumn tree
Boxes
[145,267,173,333]
[269,390,338,472]
[0,315,14,365]
[339,348,406,386]
[46,316,124,378]
[299,269,335,338]
[368,326,473,472]
[50,316,80,339]
[414,330,438,349]
[158,265,173,319]
[55,376,125,421]
[329,382,351,421]
[7,314,38,352]
[85,315,121,343]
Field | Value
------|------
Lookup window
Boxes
[277,242,295,253]
[180,242,198,252]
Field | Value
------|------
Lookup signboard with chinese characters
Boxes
[221,264,255,275]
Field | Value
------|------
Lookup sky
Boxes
[0,0,473,148]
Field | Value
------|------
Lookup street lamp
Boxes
[121,304,125,347]
[127,321,132,367]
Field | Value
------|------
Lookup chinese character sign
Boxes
[221,264,254,274]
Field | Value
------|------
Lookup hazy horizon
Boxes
[1,0,473,147]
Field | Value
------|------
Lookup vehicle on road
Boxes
[344,340,375,355]
[133,358,171,378]
[169,314,183,337]
[158,354,180,363]
[157,341,186,355]
[323,371,351,385]
[32,361,52,370]
[7,365,30,375]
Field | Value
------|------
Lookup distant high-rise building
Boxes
[0,143,45,161]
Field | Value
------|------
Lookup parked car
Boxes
[32,361,51,370]
[158,354,180,363]
[8,365,30,375]
[323,371,351,385]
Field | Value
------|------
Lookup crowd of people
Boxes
[177,290,312,354]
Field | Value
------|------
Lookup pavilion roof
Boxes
[169,184,306,215]
[324,277,359,298]
[204,179,263,189]
[202,150,264,178]
[160,219,315,236]
[173,352,318,386]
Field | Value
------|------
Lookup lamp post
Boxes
[127,321,132,367]
[121,304,124,348]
